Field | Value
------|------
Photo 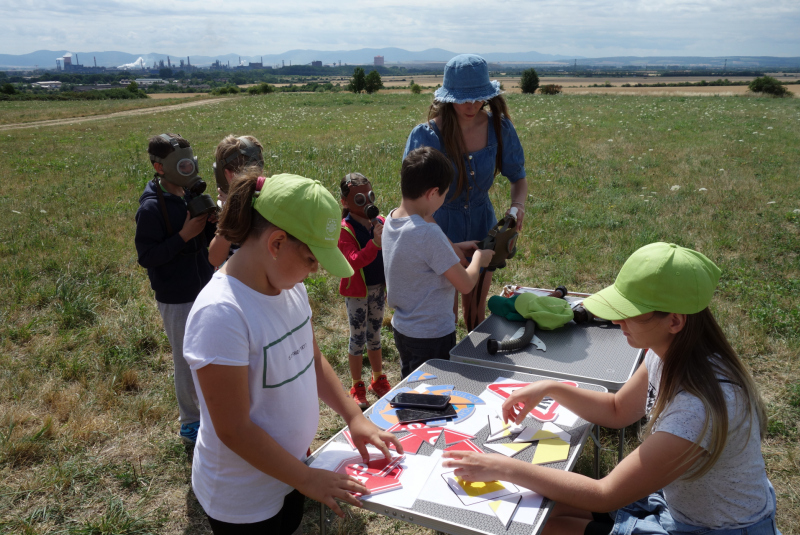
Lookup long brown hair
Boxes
[427,95,512,199]
[645,308,767,480]
[217,169,291,244]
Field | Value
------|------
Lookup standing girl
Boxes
[338,172,392,409]
[184,172,402,534]
[208,134,264,267]
[403,54,528,330]
[443,242,780,535]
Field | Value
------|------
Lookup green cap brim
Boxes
[309,244,354,278]
[582,283,655,321]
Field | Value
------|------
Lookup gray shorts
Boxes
[345,284,385,355]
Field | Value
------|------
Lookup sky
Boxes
[2,0,799,58]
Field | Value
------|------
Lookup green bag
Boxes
[514,294,574,330]
[487,294,524,322]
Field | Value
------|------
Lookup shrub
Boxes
[126,81,138,93]
[540,84,562,95]
[1,83,16,95]
[749,76,792,97]
[519,69,539,94]
[410,83,422,94]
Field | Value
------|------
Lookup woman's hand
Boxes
[502,381,554,424]
[506,205,525,231]
[442,451,510,482]
[348,415,403,462]
[296,467,369,518]
[217,187,228,205]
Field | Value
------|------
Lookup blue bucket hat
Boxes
[434,54,502,104]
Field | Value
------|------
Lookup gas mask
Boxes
[212,137,264,194]
[150,134,216,218]
[343,175,380,222]
[476,207,519,271]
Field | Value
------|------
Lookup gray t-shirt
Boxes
[382,211,460,338]
[645,350,774,529]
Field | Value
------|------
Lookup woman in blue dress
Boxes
[403,54,528,330]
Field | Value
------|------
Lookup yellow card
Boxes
[531,438,570,465]
[456,477,506,497]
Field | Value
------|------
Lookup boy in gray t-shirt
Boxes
[382,147,493,377]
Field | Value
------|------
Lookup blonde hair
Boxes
[645,308,767,480]
[426,95,512,199]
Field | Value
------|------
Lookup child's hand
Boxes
[179,212,209,242]
[442,450,509,483]
[297,468,369,518]
[455,240,479,254]
[474,248,495,269]
[372,222,383,247]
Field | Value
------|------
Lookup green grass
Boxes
[0,92,798,534]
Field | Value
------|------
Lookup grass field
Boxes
[0,92,798,534]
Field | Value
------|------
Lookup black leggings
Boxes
[206,489,305,535]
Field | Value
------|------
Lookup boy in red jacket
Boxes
[338,173,392,409]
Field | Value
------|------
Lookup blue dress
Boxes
[403,115,526,243]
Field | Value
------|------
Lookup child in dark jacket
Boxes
[338,173,392,409]
[134,133,216,445]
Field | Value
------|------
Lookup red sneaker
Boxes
[350,381,369,409]
[368,374,392,399]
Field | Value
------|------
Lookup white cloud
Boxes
[1,0,798,57]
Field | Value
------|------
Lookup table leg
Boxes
[593,425,600,479]
[319,501,326,535]
[618,427,625,463]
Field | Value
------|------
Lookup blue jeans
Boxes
[609,486,781,535]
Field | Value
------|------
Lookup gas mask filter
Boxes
[150,134,216,218]
[213,137,264,194]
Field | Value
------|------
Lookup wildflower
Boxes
[699,188,708,192]
[671,185,680,191]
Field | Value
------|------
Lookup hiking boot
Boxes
[350,381,369,410]
[368,374,392,399]
[180,421,200,445]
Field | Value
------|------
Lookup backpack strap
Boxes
[154,177,174,236]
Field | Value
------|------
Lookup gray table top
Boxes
[450,314,643,391]
[308,359,606,535]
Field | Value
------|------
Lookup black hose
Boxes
[487,319,536,355]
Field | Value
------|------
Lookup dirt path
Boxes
[0,98,225,132]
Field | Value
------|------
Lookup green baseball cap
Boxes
[583,242,721,320]
[253,174,354,278]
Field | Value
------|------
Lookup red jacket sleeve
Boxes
[338,229,380,271]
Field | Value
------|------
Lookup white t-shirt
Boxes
[184,273,319,524]
[645,350,774,529]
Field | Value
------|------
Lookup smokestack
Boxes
[261,56,263,63]
[187,56,190,66]
[76,54,79,65]
[94,56,96,67]
[168,56,171,67]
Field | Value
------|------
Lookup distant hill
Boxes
[1,49,798,70]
